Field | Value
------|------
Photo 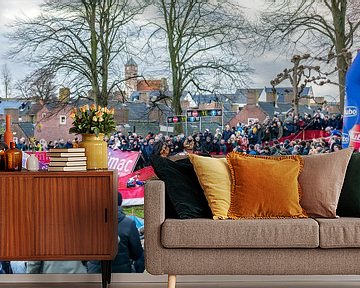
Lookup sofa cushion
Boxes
[299,148,353,218]
[189,154,232,220]
[150,155,212,219]
[226,152,307,219]
[161,218,319,248]
[316,218,360,248]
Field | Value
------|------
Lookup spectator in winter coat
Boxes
[87,193,144,273]
[221,125,233,142]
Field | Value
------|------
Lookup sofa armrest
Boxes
[144,180,165,275]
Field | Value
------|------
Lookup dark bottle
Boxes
[5,142,22,171]
[0,134,8,171]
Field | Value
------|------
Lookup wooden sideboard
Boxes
[0,170,118,288]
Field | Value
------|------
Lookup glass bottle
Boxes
[4,114,13,148]
[0,135,8,171]
[5,142,22,171]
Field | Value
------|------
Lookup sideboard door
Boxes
[33,175,116,259]
[0,176,35,259]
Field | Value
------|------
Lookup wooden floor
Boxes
[1,282,360,288]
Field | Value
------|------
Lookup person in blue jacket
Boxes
[87,193,144,273]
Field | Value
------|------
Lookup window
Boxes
[42,112,46,119]
[60,115,66,125]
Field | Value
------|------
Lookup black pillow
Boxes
[337,153,360,217]
[150,155,212,219]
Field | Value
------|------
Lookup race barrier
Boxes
[273,130,330,145]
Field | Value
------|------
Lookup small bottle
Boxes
[0,135,8,171]
[5,142,22,171]
[26,153,39,172]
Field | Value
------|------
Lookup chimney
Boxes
[246,89,258,106]
[59,88,70,102]
[4,108,19,123]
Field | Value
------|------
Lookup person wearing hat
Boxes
[87,193,144,273]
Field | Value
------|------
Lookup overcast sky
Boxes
[0,0,339,101]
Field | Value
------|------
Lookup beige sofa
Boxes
[144,180,360,288]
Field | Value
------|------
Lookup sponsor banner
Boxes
[108,149,139,177]
[119,187,144,206]
[118,166,155,206]
[34,151,50,163]
[343,51,360,150]
[186,109,222,117]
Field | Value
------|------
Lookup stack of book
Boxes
[47,148,87,171]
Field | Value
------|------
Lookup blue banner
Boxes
[343,51,360,150]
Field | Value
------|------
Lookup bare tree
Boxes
[16,67,57,103]
[256,0,360,112]
[1,64,12,99]
[270,53,344,115]
[148,0,251,132]
[7,0,147,106]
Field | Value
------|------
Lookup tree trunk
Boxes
[332,0,347,113]
[337,55,346,114]
[171,83,184,135]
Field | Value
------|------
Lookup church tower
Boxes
[125,58,138,99]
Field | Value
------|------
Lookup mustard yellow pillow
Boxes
[226,152,307,219]
[189,154,231,219]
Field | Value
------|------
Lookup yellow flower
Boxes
[96,111,103,117]
[72,107,77,113]
[98,117,104,122]
[109,108,115,115]
[101,107,105,112]
[84,104,90,111]
[80,106,86,113]
[70,112,76,119]
[90,104,96,111]
[97,105,102,111]
[92,116,97,122]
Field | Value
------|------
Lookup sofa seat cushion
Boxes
[316,218,360,248]
[161,218,319,248]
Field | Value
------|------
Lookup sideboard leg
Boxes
[106,260,112,284]
[168,274,176,288]
[101,260,108,288]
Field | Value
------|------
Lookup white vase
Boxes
[26,154,39,172]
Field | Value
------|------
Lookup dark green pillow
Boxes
[337,153,360,217]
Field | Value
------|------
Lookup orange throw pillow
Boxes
[226,152,307,219]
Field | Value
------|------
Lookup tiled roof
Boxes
[258,102,318,117]
[137,80,164,91]
[0,100,27,115]
[17,122,35,138]
[264,87,312,97]
[25,103,43,115]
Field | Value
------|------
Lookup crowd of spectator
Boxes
[104,109,343,165]
[12,108,344,162]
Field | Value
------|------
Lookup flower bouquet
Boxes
[69,104,116,137]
